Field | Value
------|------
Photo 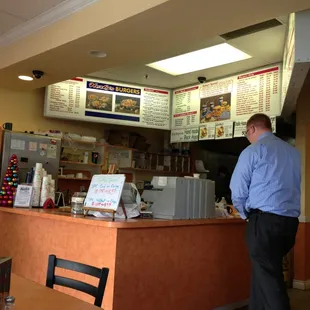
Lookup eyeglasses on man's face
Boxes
[243,125,254,137]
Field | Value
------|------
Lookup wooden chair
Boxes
[46,254,109,307]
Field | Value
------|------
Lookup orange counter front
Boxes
[0,207,250,310]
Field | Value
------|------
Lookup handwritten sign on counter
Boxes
[84,174,126,211]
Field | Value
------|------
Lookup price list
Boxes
[142,88,170,129]
[48,79,83,116]
[173,86,200,128]
[236,67,280,118]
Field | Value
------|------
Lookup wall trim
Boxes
[213,299,248,310]
[298,215,310,223]
[293,279,310,290]
[0,0,99,47]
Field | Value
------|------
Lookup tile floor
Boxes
[235,289,310,309]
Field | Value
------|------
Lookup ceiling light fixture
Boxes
[88,50,107,58]
[147,43,251,76]
[18,75,33,81]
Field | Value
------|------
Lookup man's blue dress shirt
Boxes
[230,132,301,219]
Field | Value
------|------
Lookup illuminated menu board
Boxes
[45,78,171,130]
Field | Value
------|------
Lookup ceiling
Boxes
[0,0,65,35]
[0,0,98,43]
[0,0,310,91]
[0,0,70,35]
[90,16,288,89]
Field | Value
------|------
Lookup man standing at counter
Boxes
[230,113,300,310]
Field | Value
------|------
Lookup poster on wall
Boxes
[215,121,234,140]
[233,117,277,138]
[171,65,281,129]
[200,78,233,123]
[170,127,199,143]
[233,120,248,138]
[44,78,171,130]
[199,123,215,140]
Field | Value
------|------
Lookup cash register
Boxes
[142,176,215,220]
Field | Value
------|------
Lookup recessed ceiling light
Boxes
[147,43,251,76]
[18,75,33,81]
[88,50,107,58]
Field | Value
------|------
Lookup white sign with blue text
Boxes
[84,174,126,211]
[44,78,171,130]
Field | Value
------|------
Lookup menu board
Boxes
[172,65,281,129]
[172,86,200,128]
[199,123,215,140]
[170,128,199,143]
[84,174,125,211]
[234,67,280,118]
[44,78,171,130]
[215,121,234,140]
[282,13,295,108]
[234,116,276,138]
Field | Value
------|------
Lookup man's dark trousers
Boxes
[246,211,299,310]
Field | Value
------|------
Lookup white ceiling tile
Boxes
[0,11,24,35]
[0,0,67,20]
[89,24,286,89]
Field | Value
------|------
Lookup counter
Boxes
[0,207,250,310]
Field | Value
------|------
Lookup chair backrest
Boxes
[46,254,109,307]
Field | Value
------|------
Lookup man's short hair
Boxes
[247,113,272,131]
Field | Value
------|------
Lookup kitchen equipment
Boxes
[2,123,12,131]
[142,177,215,220]
[0,132,61,187]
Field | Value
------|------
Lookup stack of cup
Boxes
[32,163,43,206]
[40,176,50,206]
[49,179,55,203]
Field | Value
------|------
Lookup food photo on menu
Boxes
[85,91,113,111]
[115,95,141,115]
[200,126,208,139]
[216,125,225,138]
[200,93,231,123]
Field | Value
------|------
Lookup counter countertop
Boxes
[0,207,244,229]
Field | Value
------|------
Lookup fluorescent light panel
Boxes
[147,43,251,76]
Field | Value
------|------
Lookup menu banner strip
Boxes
[174,111,197,118]
[144,88,169,95]
[238,66,279,80]
[175,86,199,94]
[85,111,140,122]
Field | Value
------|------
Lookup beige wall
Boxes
[295,76,310,217]
[0,87,107,138]
[0,88,165,150]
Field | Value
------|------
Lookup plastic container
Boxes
[83,152,89,164]
[71,192,87,215]
[218,197,227,209]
